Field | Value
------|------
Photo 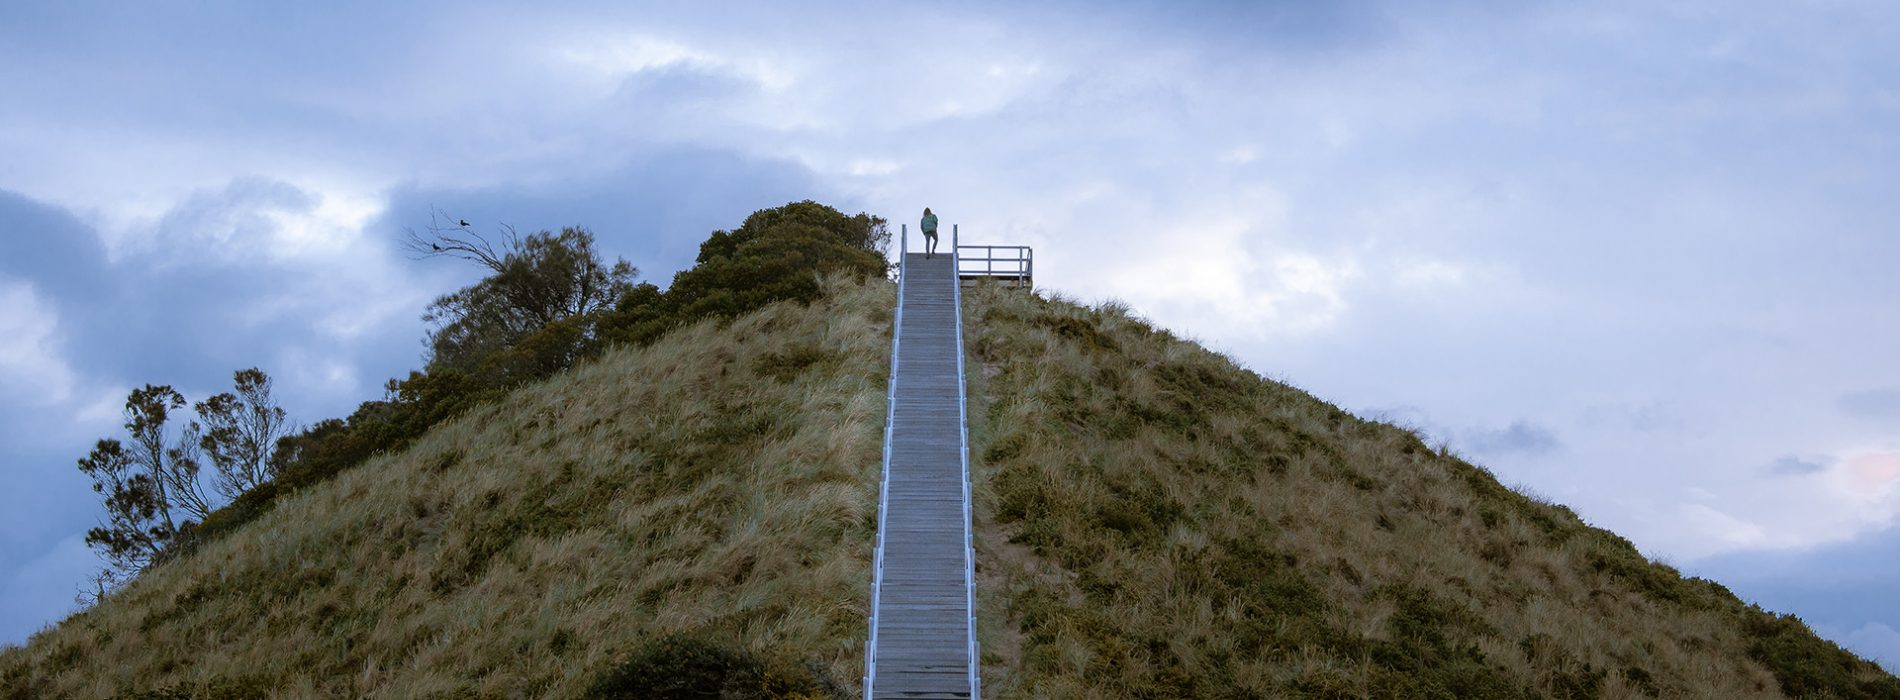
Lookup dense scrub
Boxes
[962,283,1900,699]
[0,277,891,698]
[179,201,887,557]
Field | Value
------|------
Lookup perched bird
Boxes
[432,243,441,251]
[458,219,470,227]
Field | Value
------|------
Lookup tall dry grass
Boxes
[961,283,1893,699]
[0,276,893,699]
[8,269,1893,700]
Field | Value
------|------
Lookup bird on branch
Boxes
[458,219,470,227]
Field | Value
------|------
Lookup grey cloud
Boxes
[1690,522,1900,671]
[1839,388,1900,421]
[1,145,837,645]
[374,146,835,286]
[0,186,423,580]
[1580,403,1686,434]
[1768,455,1834,477]
[0,191,110,301]
[150,178,319,259]
[1465,421,1561,456]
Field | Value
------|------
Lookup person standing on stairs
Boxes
[921,207,940,259]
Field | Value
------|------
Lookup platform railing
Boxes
[956,244,1032,287]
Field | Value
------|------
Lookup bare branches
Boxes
[401,206,518,273]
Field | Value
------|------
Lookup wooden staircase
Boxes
[865,251,979,699]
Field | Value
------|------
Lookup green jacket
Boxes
[921,213,939,234]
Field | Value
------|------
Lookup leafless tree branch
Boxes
[401,206,519,273]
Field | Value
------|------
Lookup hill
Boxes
[961,284,1899,699]
[1,276,892,698]
[4,213,1897,698]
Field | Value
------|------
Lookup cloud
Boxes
[374,146,832,285]
[1844,451,1900,496]
[142,177,320,263]
[1681,503,1769,549]
[0,186,431,616]
[0,281,78,404]
[0,534,94,647]
[2,0,1899,659]
[1465,421,1561,456]
[1691,522,1900,674]
[1840,388,1900,421]
[1768,454,1834,477]
[0,191,111,301]
[1843,622,1900,675]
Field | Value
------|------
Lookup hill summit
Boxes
[4,202,1896,699]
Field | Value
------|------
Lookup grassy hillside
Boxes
[962,283,1900,699]
[0,276,891,699]
[6,260,1895,699]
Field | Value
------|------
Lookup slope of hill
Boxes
[962,284,1899,699]
[6,256,1895,699]
[0,276,892,698]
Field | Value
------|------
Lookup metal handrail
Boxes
[865,226,905,698]
[870,222,981,699]
[952,241,980,699]
[955,243,1032,285]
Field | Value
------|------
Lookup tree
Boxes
[406,220,637,375]
[77,372,291,595]
[192,368,290,501]
[77,385,215,588]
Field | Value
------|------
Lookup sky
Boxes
[2,0,1897,671]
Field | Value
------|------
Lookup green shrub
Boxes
[587,635,845,700]
[598,201,889,348]
[1743,609,1900,699]
[110,677,272,700]
[753,343,841,382]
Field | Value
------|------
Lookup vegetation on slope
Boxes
[0,275,891,698]
[183,202,888,560]
[11,194,1892,699]
[962,284,1900,699]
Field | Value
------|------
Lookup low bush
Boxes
[588,635,846,700]
[109,677,272,700]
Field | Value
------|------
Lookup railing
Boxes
[898,223,1034,287]
[956,244,1032,286]
[870,221,982,699]
[864,234,904,699]
[952,235,980,700]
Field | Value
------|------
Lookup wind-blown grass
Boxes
[962,283,1899,699]
[8,270,1894,699]
[0,276,892,699]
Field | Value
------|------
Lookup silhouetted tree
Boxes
[77,385,213,587]
[407,222,636,375]
[192,368,290,501]
[76,372,292,596]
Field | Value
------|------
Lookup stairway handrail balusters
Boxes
[952,232,980,699]
[863,226,907,698]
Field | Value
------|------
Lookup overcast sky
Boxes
[3,0,1897,671]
